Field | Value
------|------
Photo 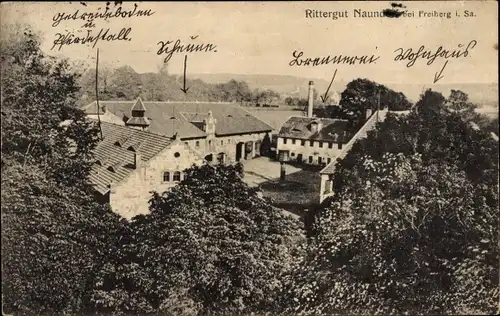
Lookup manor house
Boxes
[83,98,274,163]
[276,81,350,165]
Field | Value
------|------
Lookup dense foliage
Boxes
[91,163,305,315]
[283,89,499,315]
[1,24,126,315]
[339,78,413,125]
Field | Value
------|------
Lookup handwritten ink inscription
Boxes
[157,36,218,63]
[51,28,132,51]
[50,3,155,50]
[52,4,154,28]
[289,50,380,67]
[394,40,477,67]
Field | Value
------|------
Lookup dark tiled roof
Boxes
[278,117,349,142]
[82,101,274,138]
[89,120,174,195]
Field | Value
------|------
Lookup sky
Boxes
[1,1,498,85]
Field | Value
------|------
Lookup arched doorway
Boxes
[236,142,245,161]
[217,152,226,164]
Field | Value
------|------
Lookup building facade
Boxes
[276,117,349,165]
[276,81,350,166]
[90,120,205,219]
[83,98,274,163]
[319,109,389,203]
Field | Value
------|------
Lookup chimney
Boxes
[109,182,116,194]
[307,81,314,118]
[134,153,142,169]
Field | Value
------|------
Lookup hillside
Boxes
[189,73,498,108]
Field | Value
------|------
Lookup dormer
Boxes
[106,162,121,173]
[114,135,130,147]
[310,120,323,133]
[203,110,217,135]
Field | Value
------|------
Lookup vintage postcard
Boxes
[1,1,498,315]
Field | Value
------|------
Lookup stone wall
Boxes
[183,132,270,162]
[109,141,204,219]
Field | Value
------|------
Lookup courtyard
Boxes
[241,157,321,218]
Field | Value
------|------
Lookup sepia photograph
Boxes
[1,1,498,315]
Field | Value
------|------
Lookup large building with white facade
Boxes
[276,81,350,165]
[83,98,274,164]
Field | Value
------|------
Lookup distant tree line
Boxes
[77,64,284,107]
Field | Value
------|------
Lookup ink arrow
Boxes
[180,55,190,94]
[320,69,337,103]
[433,60,448,84]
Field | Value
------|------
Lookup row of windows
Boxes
[289,152,332,165]
[283,138,343,149]
[184,139,232,149]
[163,171,186,183]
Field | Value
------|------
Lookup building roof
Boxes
[278,117,350,142]
[82,100,274,138]
[126,116,151,126]
[131,97,147,112]
[89,120,176,195]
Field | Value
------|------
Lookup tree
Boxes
[284,153,498,315]
[1,24,125,315]
[340,79,412,125]
[260,133,272,157]
[93,163,305,315]
[108,65,142,99]
[445,89,484,125]
[281,90,498,315]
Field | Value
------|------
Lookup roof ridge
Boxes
[95,119,172,141]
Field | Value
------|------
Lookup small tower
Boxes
[203,110,217,152]
[203,111,217,135]
[125,97,150,131]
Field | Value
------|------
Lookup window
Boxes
[292,139,296,145]
[318,157,322,164]
[327,158,332,164]
[228,139,231,144]
[308,156,313,163]
[328,142,333,149]
[174,152,180,158]
[195,141,200,148]
[291,152,295,157]
[301,140,305,146]
[173,171,181,182]
[319,142,323,148]
[283,138,287,144]
[310,140,314,147]
[338,143,343,150]
[163,171,170,182]
[184,142,189,146]
[221,140,224,145]
[208,140,212,146]
[183,172,188,180]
